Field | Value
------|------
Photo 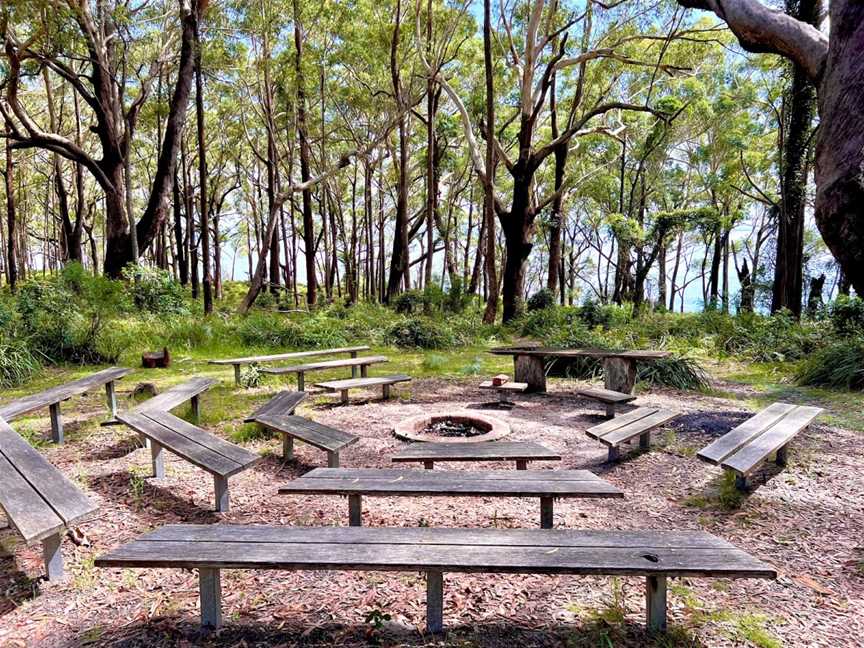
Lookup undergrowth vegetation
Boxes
[0,265,862,393]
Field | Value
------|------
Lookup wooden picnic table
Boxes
[208,346,371,385]
[490,346,669,394]
[279,467,622,528]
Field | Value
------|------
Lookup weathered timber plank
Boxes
[260,356,388,375]
[209,346,370,365]
[117,412,242,477]
[585,408,661,438]
[244,391,307,423]
[144,411,260,471]
[255,414,358,452]
[132,377,217,414]
[296,467,605,481]
[575,388,637,404]
[697,403,799,465]
[0,453,64,544]
[391,441,561,463]
[598,410,679,447]
[315,375,412,390]
[721,406,822,475]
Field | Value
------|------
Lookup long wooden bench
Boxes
[132,376,217,418]
[0,366,130,444]
[314,374,412,404]
[253,414,358,467]
[697,402,823,490]
[243,390,307,423]
[575,387,637,418]
[0,418,98,580]
[95,524,776,633]
[260,356,389,391]
[117,409,259,512]
[391,441,561,470]
[279,468,622,528]
[208,346,370,385]
[586,407,678,462]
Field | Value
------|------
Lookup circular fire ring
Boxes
[393,411,511,443]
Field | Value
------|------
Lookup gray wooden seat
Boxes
[575,387,637,418]
[314,374,412,403]
[95,524,775,633]
[586,407,678,462]
[132,376,217,418]
[0,418,98,580]
[279,467,622,528]
[253,414,358,467]
[260,356,389,391]
[697,402,823,490]
[243,390,307,423]
[208,346,370,385]
[478,380,529,406]
[391,441,561,470]
[116,409,259,512]
[0,366,130,444]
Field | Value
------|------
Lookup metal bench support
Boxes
[199,568,222,628]
[42,533,64,581]
[348,494,363,526]
[214,475,230,512]
[426,571,444,634]
[646,575,667,632]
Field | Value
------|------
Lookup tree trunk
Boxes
[481,0,498,323]
[5,129,19,290]
[193,7,212,314]
[294,0,316,307]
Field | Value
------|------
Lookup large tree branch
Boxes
[677,0,828,82]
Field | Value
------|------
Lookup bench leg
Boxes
[423,460,435,470]
[776,444,789,467]
[639,432,651,450]
[42,533,64,581]
[604,358,637,394]
[607,445,620,463]
[151,442,165,478]
[327,450,340,468]
[515,459,528,470]
[297,372,305,392]
[515,354,546,393]
[49,402,64,444]
[646,575,667,632]
[190,395,201,422]
[361,364,369,378]
[540,496,554,529]
[283,435,294,460]
[348,494,363,526]
[605,403,616,419]
[233,364,241,386]
[341,390,350,404]
[426,570,444,634]
[105,381,118,419]
[734,472,749,491]
[199,568,222,628]
[214,475,230,512]
[382,385,391,400]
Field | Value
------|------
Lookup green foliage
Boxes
[0,340,41,387]
[526,288,555,311]
[391,289,427,314]
[239,365,262,389]
[829,296,864,337]
[121,265,188,315]
[637,356,710,391]
[795,340,864,390]
[385,317,456,349]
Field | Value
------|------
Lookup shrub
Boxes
[239,365,262,389]
[0,340,41,387]
[637,356,710,391]
[385,317,456,349]
[527,288,555,311]
[121,265,187,314]
[829,296,864,337]
[795,340,864,390]
[391,290,427,315]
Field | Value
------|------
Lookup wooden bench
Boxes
[0,366,130,444]
[0,418,98,580]
[132,376,217,419]
[243,390,307,423]
[260,356,389,391]
[575,387,637,418]
[208,346,370,385]
[697,402,823,490]
[391,441,561,470]
[479,380,529,407]
[95,524,775,633]
[586,407,678,462]
[314,374,412,404]
[117,409,260,512]
[253,414,358,467]
[279,467,622,528]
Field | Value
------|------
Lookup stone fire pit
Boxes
[393,411,511,443]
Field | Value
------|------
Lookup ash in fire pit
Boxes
[394,412,511,443]
[422,418,486,438]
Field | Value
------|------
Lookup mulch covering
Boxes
[0,377,862,647]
